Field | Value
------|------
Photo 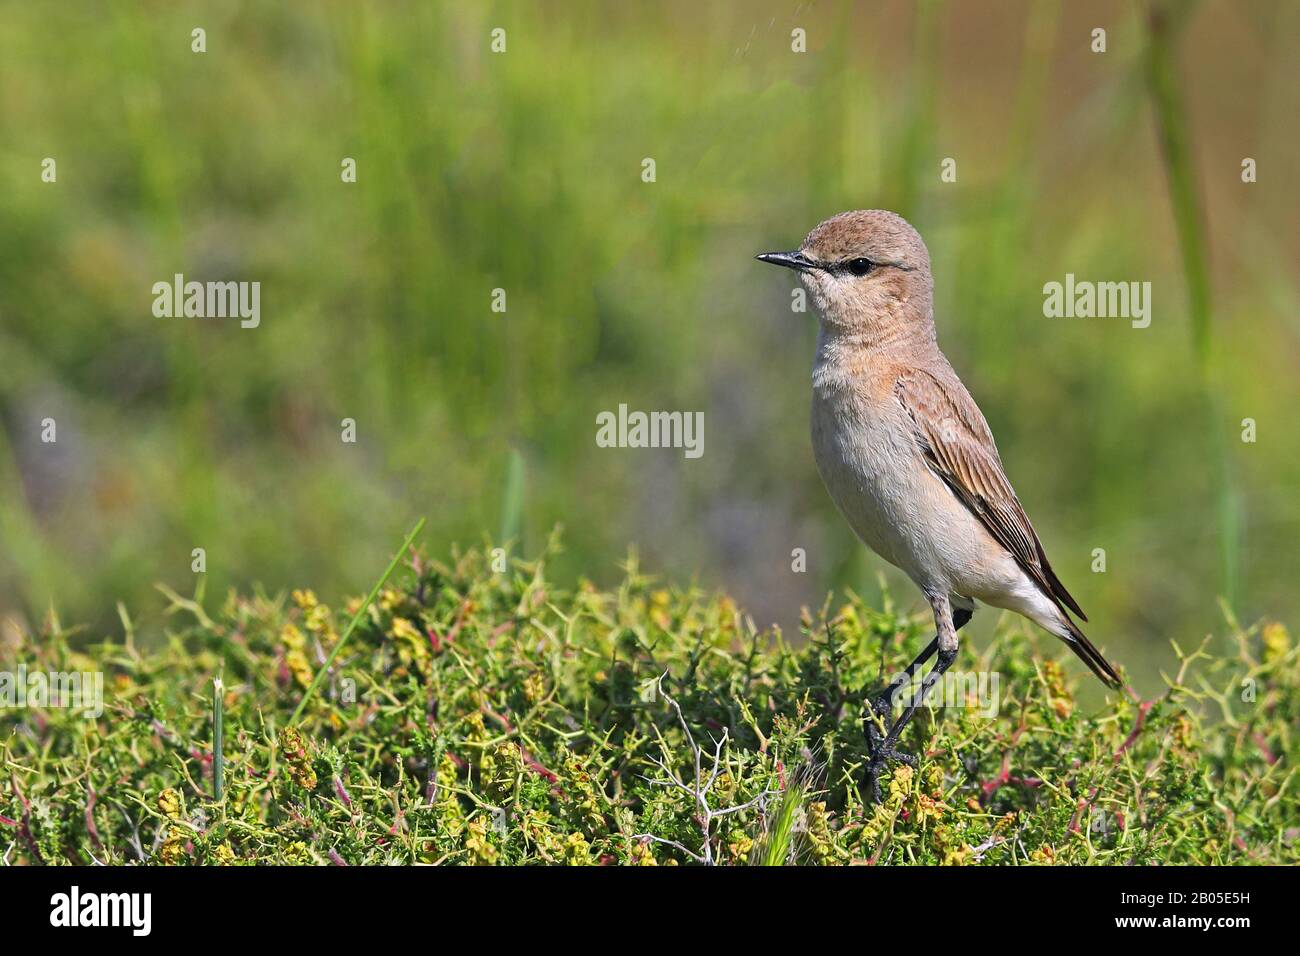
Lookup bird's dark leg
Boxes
[865,605,971,741]
[864,599,970,803]
[864,637,937,750]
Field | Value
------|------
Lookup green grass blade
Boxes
[290,517,427,724]
[1143,0,1240,608]
[212,676,224,802]
[757,781,805,866]
[499,449,526,548]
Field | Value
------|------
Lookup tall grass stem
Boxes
[290,517,427,724]
[212,676,224,802]
[1143,0,1240,607]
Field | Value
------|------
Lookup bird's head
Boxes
[756,209,934,341]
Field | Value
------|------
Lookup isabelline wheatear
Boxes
[757,210,1121,799]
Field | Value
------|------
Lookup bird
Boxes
[756,209,1121,800]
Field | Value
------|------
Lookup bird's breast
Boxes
[810,379,991,589]
[810,382,919,566]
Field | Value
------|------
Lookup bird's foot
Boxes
[863,691,894,751]
[863,746,918,804]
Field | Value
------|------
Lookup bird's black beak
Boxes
[755,250,817,273]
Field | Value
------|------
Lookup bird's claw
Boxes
[863,746,918,803]
[884,748,919,768]
[863,692,893,747]
[863,685,920,802]
[870,691,893,719]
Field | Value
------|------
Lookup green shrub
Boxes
[2,541,1295,865]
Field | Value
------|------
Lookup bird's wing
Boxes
[893,367,1088,622]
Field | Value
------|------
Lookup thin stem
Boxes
[290,518,427,724]
[212,676,224,802]
[1142,0,1239,608]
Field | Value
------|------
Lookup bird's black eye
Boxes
[846,257,873,276]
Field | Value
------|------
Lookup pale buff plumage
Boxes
[758,210,1120,689]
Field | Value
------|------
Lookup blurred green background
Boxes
[1,1,1297,692]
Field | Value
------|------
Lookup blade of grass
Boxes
[499,449,525,548]
[1144,1,1210,364]
[290,517,427,724]
[1143,0,1240,608]
[756,780,805,866]
[212,676,224,802]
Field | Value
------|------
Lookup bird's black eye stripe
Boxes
[845,257,874,276]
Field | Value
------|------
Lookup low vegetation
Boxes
[3,539,1295,865]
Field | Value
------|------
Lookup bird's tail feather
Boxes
[1060,615,1122,689]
